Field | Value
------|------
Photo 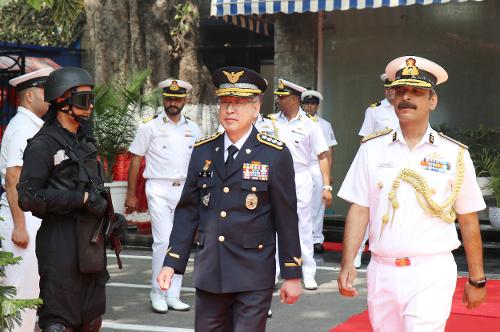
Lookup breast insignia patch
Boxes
[142,114,158,123]
[257,133,285,150]
[194,131,223,147]
[438,133,468,149]
[361,128,393,143]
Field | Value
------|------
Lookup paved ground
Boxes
[101,247,500,332]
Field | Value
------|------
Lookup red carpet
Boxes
[330,277,500,332]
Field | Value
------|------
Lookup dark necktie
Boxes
[225,145,239,171]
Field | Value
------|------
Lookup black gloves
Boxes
[84,190,107,218]
[111,213,128,238]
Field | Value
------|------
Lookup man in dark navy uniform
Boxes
[157,66,303,331]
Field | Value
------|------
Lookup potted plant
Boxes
[92,69,161,213]
[487,159,500,228]
[0,218,42,330]
[438,124,500,196]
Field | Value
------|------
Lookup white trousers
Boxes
[367,252,457,332]
[309,164,325,244]
[0,205,41,332]
[146,179,184,298]
[276,170,316,281]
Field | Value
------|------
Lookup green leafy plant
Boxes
[0,217,43,330]
[439,124,500,177]
[0,0,85,47]
[488,159,500,208]
[92,69,162,182]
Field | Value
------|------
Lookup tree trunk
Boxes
[83,0,218,133]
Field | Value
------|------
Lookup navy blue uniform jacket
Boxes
[163,127,302,293]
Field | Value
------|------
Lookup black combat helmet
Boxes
[44,66,94,102]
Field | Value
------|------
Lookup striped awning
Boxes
[211,0,483,16]
[221,15,273,36]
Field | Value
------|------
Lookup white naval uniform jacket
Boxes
[272,109,329,172]
[338,125,486,258]
[358,98,399,137]
[129,114,201,180]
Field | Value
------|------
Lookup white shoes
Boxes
[304,279,318,290]
[354,253,362,268]
[166,297,191,311]
[150,292,168,313]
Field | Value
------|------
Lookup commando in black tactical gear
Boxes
[17,67,121,332]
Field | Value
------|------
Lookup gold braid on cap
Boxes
[380,147,465,238]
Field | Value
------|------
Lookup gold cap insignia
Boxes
[401,58,420,77]
[223,70,245,84]
[170,80,179,91]
[278,79,285,89]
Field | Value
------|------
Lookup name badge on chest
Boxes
[198,160,213,178]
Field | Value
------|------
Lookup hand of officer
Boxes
[337,264,358,297]
[124,193,138,214]
[12,225,29,248]
[322,190,333,208]
[463,281,487,309]
[280,278,302,304]
[157,266,175,291]
[84,191,107,218]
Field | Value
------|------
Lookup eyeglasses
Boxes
[66,91,95,109]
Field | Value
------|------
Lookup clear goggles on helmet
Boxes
[65,91,95,109]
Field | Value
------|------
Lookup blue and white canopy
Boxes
[211,0,482,16]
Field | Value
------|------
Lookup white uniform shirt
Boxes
[338,125,485,258]
[358,98,399,136]
[272,109,329,171]
[0,107,44,206]
[129,114,201,180]
[308,115,337,166]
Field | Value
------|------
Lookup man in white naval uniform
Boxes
[301,90,337,254]
[354,73,399,268]
[338,56,487,332]
[358,73,398,137]
[271,79,332,290]
[125,78,201,313]
[0,67,54,332]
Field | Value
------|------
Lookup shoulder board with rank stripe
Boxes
[142,114,158,123]
[265,113,278,120]
[306,113,318,122]
[369,101,382,108]
[438,132,468,149]
[257,133,285,150]
[361,128,393,143]
[194,131,222,147]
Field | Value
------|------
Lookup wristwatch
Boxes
[468,277,487,288]
[322,185,333,192]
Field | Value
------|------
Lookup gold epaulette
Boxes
[369,101,382,108]
[438,132,468,149]
[257,133,285,150]
[266,113,278,120]
[194,131,222,147]
[306,113,318,122]
[361,128,393,143]
[142,114,158,123]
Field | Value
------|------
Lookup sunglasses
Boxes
[66,91,95,109]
